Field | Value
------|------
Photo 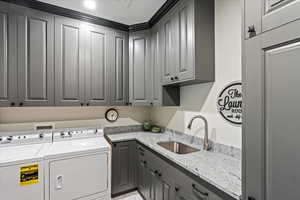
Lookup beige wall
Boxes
[150,0,242,148]
[0,106,150,132]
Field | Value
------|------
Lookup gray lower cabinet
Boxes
[17,10,54,106]
[112,141,137,196]
[244,0,300,39]
[129,30,151,106]
[85,24,110,106]
[160,0,215,86]
[243,19,300,200]
[136,144,224,200]
[55,16,85,106]
[110,31,129,106]
[0,4,18,107]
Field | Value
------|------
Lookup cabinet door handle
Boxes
[86,103,90,106]
[170,77,174,81]
[19,102,24,106]
[192,184,208,198]
[10,102,15,106]
[56,175,63,190]
[247,25,256,38]
[174,76,178,80]
[80,103,84,106]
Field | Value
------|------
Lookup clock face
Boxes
[105,108,119,122]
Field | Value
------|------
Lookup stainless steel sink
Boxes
[157,141,200,154]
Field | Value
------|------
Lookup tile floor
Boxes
[112,191,143,200]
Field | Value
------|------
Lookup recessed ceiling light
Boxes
[83,0,96,10]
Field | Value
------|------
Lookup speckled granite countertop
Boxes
[106,131,241,200]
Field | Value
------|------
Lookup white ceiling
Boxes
[38,0,167,25]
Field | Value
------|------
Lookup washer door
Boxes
[0,161,44,200]
[49,153,109,200]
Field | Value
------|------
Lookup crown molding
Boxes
[0,0,180,32]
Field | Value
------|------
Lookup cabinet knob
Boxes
[10,102,15,106]
[113,143,117,147]
[171,77,174,81]
[150,102,153,106]
[19,102,23,106]
[80,103,84,106]
[175,187,179,192]
[174,76,178,80]
[248,197,256,200]
[247,25,256,38]
[87,103,90,106]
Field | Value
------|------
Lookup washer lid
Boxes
[44,137,110,159]
[0,143,47,166]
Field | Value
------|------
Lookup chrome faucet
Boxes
[187,115,210,151]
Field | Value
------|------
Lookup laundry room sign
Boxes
[217,82,242,125]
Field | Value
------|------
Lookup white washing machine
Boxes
[43,128,111,200]
[0,132,52,200]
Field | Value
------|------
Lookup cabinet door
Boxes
[263,0,300,32]
[129,30,151,106]
[111,31,129,106]
[243,20,300,200]
[112,141,137,196]
[55,17,85,106]
[244,0,300,38]
[17,10,54,106]
[50,153,109,200]
[155,177,173,200]
[173,0,194,82]
[160,17,176,85]
[138,158,151,200]
[150,28,162,106]
[0,6,18,107]
[85,25,110,106]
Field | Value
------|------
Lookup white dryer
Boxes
[44,128,111,200]
[0,132,52,200]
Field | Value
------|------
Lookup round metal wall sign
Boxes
[217,82,242,125]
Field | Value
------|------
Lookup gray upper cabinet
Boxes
[160,15,176,85]
[243,6,300,200]
[129,30,151,106]
[173,0,194,82]
[55,16,85,106]
[85,24,110,106]
[160,0,215,86]
[244,0,300,39]
[150,27,162,106]
[17,10,54,106]
[110,30,129,106]
[0,4,17,107]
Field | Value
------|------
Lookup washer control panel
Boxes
[53,128,103,141]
